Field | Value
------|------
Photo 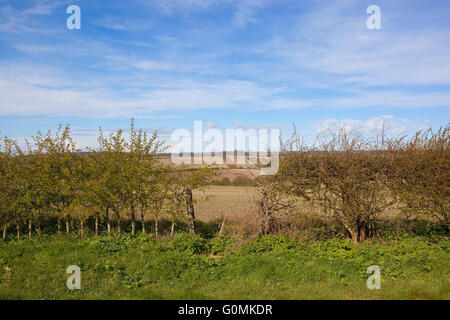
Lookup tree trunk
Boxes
[16,224,20,240]
[116,212,121,235]
[28,218,32,237]
[95,215,99,236]
[2,225,6,240]
[350,228,358,244]
[80,220,84,237]
[106,207,111,234]
[367,221,374,239]
[358,224,366,242]
[36,215,41,236]
[187,217,195,235]
[346,219,365,244]
[170,219,175,238]
[57,218,61,235]
[185,188,196,235]
[259,212,275,236]
[219,217,225,235]
[140,209,146,234]
[65,218,70,234]
[131,207,135,235]
[154,216,159,237]
[348,227,365,243]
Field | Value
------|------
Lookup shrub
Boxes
[210,235,234,255]
[277,129,398,243]
[169,233,210,254]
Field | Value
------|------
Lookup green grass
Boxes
[0,234,448,300]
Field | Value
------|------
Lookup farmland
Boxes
[0,123,449,300]
[193,186,256,222]
[1,0,450,304]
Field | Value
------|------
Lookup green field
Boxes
[1,233,448,300]
[1,185,449,300]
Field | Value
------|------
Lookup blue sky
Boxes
[0,0,449,148]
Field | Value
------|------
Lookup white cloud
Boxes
[69,126,172,150]
[0,0,69,33]
[256,1,450,86]
[95,14,153,31]
[104,56,174,71]
[150,0,224,14]
[0,0,448,123]
[232,0,269,27]
[150,0,268,27]
[0,61,448,119]
[0,63,282,117]
[313,115,429,136]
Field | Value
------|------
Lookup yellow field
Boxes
[192,185,403,225]
[193,186,257,222]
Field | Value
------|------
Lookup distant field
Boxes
[193,186,257,222]
[191,185,403,223]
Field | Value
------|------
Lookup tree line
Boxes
[0,120,213,239]
[1,121,448,243]
[256,125,449,242]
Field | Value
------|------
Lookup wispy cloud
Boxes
[313,115,430,136]
[0,0,448,143]
[150,0,225,15]
[95,14,153,31]
[150,0,268,27]
[0,0,69,33]
[255,1,450,87]
[232,0,269,27]
[1,61,448,119]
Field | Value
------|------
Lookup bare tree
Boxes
[277,129,397,243]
